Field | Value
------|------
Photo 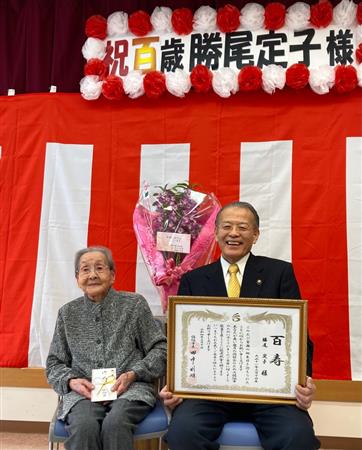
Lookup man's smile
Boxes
[216,206,259,263]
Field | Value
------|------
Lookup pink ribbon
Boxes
[154,258,192,286]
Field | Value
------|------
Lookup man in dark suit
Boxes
[160,201,320,450]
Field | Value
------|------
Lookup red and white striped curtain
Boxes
[0,89,361,381]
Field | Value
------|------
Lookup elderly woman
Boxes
[46,246,167,450]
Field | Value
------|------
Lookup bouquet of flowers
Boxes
[133,182,221,313]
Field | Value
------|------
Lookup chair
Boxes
[217,421,263,450]
[49,317,168,449]
[154,314,263,450]
[48,398,168,450]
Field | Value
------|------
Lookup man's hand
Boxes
[69,378,94,399]
[112,370,136,395]
[295,377,316,411]
[159,385,183,411]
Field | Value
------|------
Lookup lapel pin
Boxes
[256,279,263,286]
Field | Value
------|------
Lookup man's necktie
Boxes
[227,264,240,298]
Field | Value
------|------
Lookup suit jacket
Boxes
[178,253,313,376]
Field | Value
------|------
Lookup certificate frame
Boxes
[167,296,308,405]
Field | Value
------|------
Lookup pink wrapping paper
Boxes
[133,185,221,313]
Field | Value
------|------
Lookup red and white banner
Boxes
[0,90,361,381]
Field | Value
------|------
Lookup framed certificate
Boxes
[167,296,308,405]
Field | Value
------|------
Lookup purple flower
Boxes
[151,182,207,264]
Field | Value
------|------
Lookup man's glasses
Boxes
[77,264,110,277]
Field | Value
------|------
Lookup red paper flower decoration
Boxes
[264,2,286,31]
[310,1,333,28]
[190,64,213,93]
[84,58,109,79]
[238,66,262,91]
[128,10,152,37]
[357,2,362,25]
[334,65,358,94]
[171,8,193,35]
[85,15,107,39]
[143,71,166,99]
[216,4,241,33]
[102,75,124,100]
[285,63,309,89]
[356,43,362,65]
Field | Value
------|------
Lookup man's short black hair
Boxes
[215,201,260,229]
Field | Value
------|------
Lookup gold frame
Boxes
[167,296,307,405]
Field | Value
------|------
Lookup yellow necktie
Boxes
[227,264,240,298]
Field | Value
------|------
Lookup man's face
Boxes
[76,251,115,302]
[215,207,260,263]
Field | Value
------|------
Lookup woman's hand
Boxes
[69,378,94,399]
[112,370,136,395]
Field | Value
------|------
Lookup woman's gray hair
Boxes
[215,201,260,230]
[74,246,115,275]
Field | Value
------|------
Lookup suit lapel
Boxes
[205,261,228,297]
[205,256,265,298]
[240,253,264,298]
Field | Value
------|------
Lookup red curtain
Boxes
[1,90,361,378]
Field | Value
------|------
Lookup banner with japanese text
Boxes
[102,26,358,75]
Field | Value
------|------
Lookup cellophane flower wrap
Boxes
[133,182,221,313]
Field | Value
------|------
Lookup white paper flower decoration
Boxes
[240,3,265,31]
[262,64,286,94]
[82,37,106,61]
[193,6,217,32]
[123,71,145,99]
[151,7,173,33]
[80,75,103,100]
[107,11,128,36]
[333,0,357,28]
[309,65,335,95]
[356,25,362,44]
[166,69,191,97]
[356,64,362,88]
[286,2,310,31]
[212,68,238,98]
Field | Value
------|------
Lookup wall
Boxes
[0,386,361,439]
[1,369,361,441]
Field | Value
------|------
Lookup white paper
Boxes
[156,231,191,253]
[91,368,117,402]
[190,190,206,206]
